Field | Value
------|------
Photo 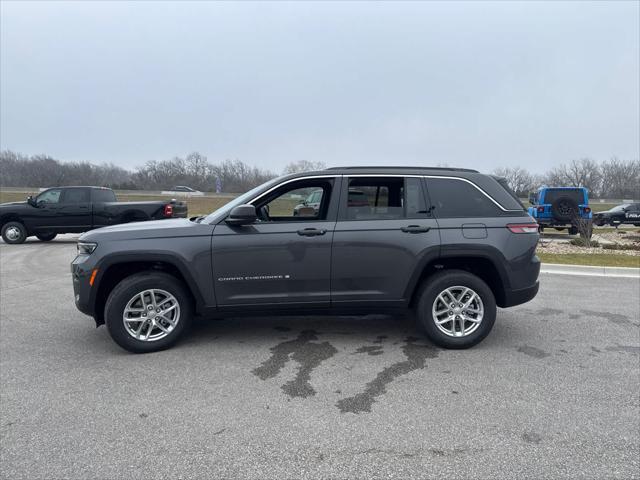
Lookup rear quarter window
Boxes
[426,178,502,218]
[92,189,117,202]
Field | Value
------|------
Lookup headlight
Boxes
[77,242,97,255]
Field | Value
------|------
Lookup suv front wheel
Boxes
[104,272,193,353]
[415,270,496,349]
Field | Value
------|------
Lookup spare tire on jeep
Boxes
[551,196,579,222]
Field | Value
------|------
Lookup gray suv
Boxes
[71,167,540,353]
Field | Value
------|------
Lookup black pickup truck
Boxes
[0,186,187,244]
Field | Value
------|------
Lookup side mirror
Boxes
[226,204,257,226]
[27,195,36,207]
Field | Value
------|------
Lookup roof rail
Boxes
[326,166,479,173]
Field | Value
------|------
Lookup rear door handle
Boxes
[297,228,327,237]
[401,225,431,233]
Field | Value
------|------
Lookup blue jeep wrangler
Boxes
[528,186,593,237]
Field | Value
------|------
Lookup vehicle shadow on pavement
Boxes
[184,313,419,347]
[182,314,445,414]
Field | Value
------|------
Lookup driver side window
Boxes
[254,179,333,222]
[37,189,62,204]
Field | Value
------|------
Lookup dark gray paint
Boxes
[72,167,540,323]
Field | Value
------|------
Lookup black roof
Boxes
[326,166,478,173]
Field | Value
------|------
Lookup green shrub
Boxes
[569,238,599,247]
[602,243,640,251]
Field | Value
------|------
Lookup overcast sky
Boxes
[1,1,638,174]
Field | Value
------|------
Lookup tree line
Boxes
[0,150,637,198]
[0,151,326,193]
[493,157,639,199]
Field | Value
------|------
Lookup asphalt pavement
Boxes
[1,235,639,479]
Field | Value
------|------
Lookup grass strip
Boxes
[538,252,640,268]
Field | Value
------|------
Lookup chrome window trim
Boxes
[422,175,518,212]
[244,172,519,213]
[248,175,339,206]
[342,173,520,212]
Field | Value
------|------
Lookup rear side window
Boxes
[426,178,502,218]
[62,188,90,203]
[344,177,430,220]
[92,189,117,202]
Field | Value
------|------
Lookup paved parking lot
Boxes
[1,235,639,479]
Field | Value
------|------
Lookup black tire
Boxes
[551,196,578,222]
[568,226,578,235]
[36,232,57,242]
[104,272,193,353]
[414,270,496,349]
[1,221,27,244]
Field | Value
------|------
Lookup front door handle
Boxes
[401,225,431,233]
[297,228,327,237]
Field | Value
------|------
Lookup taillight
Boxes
[584,207,591,213]
[507,223,539,234]
[164,204,173,217]
[537,206,544,213]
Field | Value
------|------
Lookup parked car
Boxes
[71,166,540,353]
[0,186,187,244]
[593,203,640,227]
[161,186,204,197]
[527,186,592,237]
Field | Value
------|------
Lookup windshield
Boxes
[202,176,282,223]
[544,189,585,205]
[610,204,629,213]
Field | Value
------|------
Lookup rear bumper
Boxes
[537,219,591,227]
[502,281,539,308]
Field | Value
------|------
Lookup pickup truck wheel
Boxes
[104,272,193,353]
[568,226,578,235]
[36,232,57,241]
[414,270,496,349]
[1,221,27,244]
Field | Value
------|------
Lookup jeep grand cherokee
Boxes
[71,167,540,353]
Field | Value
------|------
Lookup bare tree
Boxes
[282,160,327,174]
[493,166,535,196]
[544,158,602,196]
[599,157,640,199]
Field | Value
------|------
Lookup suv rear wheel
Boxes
[104,272,193,353]
[414,270,496,349]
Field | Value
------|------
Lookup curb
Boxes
[541,263,640,278]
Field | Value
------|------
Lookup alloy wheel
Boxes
[122,289,181,342]
[432,286,484,337]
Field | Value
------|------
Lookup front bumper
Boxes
[71,255,97,318]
